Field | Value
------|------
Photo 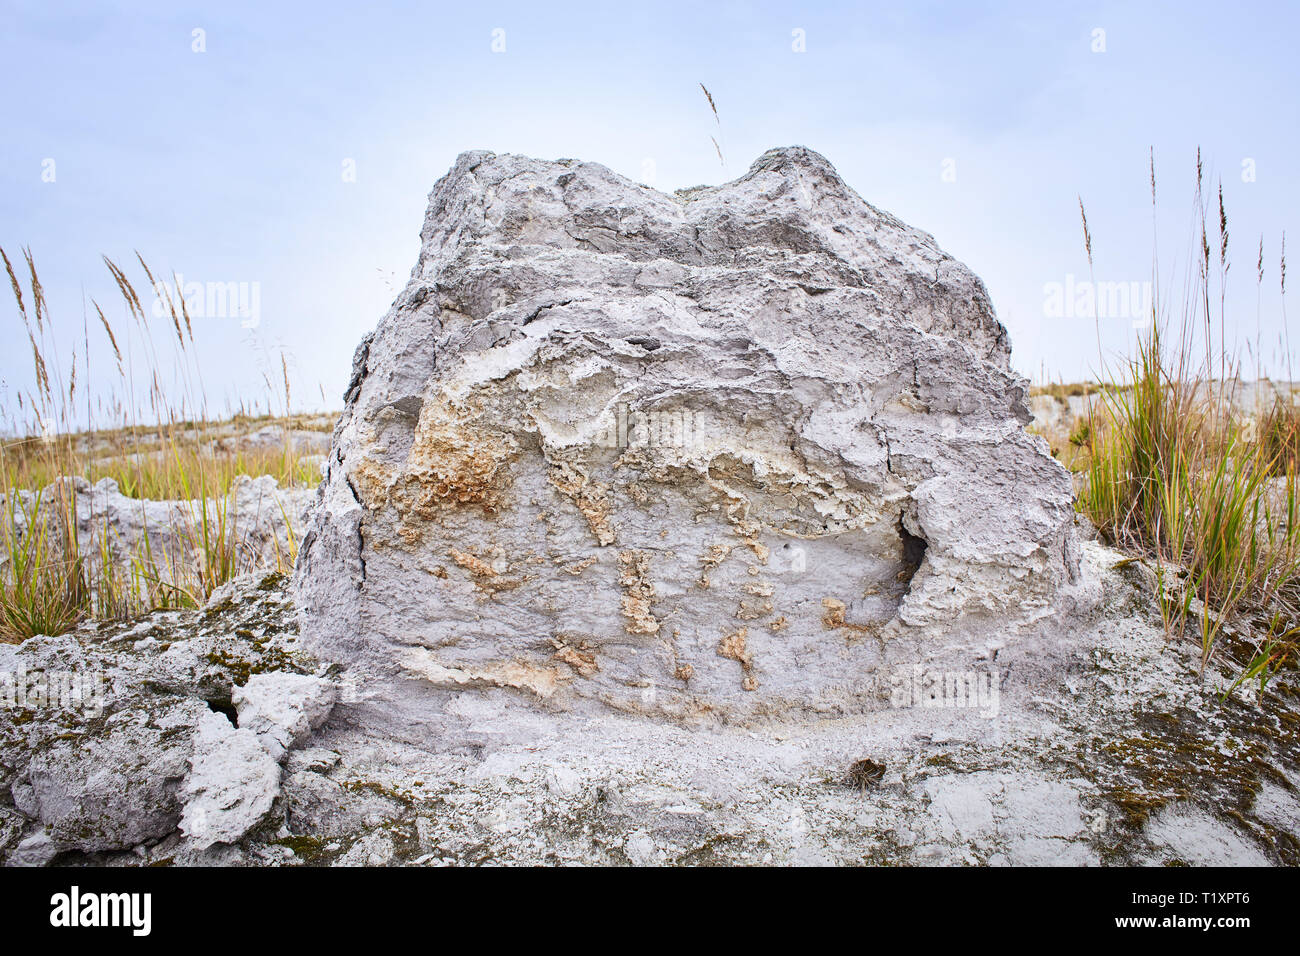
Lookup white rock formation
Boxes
[178,710,282,850]
[233,673,337,762]
[296,147,1078,727]
[0,572,331,861]
[2,474,315,594]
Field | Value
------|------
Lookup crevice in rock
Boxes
[342,475,368,584]
[206,697,238,727]
[523,299,573,325]
[297,528,316,563]
[897,515,927,593]
[356,524,367,584]
[343,332,373,405]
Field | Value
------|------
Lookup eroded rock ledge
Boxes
[0,573,331,864]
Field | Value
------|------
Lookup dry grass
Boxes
[1074,153,1298,691]
[699,83,724,166]
[1078,332,1300,678]
[1030,382,1097,400]
[0,249,326,639]
[0,484,85,643]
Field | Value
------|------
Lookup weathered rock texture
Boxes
[4,546,1299,867]
[5,151,1299,869]
[0,572,327,863]
[296,147,1078,726]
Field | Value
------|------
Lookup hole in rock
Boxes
[897,516,927,591]
[206,697,239,727]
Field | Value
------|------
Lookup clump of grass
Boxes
[1076,153,1299,688]
[0,249,325,640]
[1255,397,1300,476]
[0,485,85,642]
[1079,329,1298,676]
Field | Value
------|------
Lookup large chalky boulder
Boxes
[295,146,1077,728]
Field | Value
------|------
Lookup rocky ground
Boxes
[1,528,1296,866]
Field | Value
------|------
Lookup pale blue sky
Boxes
[2,0,1297,419]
